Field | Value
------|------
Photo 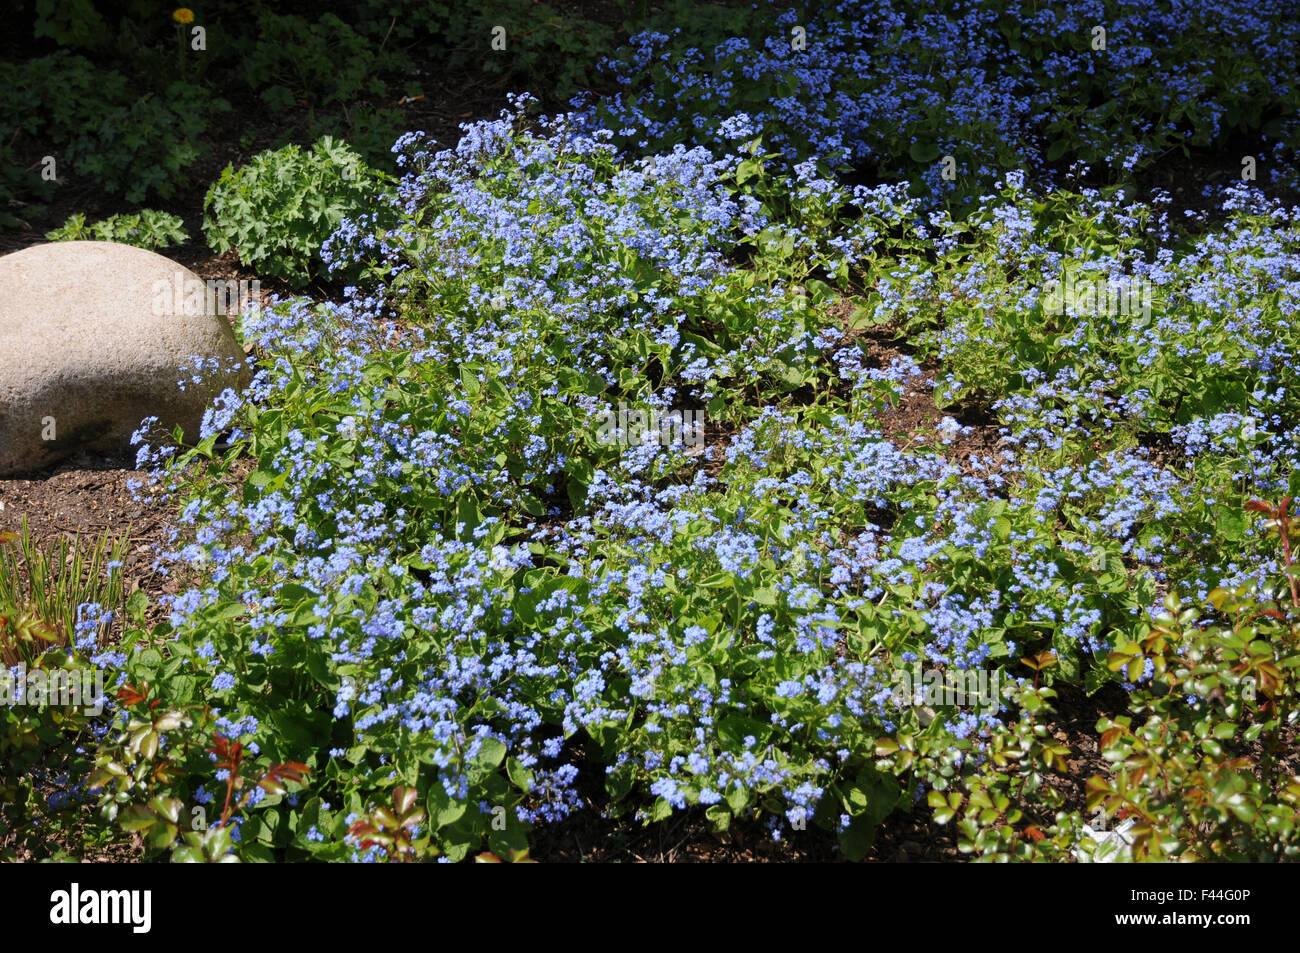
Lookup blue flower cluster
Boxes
[580,0,1300,201]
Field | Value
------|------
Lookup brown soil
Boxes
[825,303,1010,479]
[0,464,177,621]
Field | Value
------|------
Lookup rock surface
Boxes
[0,241,249,477]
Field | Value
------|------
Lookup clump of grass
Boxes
[0,518,129,666]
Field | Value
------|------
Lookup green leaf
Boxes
[909,140,942,164]
[506,757,534,793]
[1084,664,1111,697]
[467,737,507,784]
[725,785,749,814]
[838,812,878,861]
[305,649,339,690]
[487,813,530,858]
[456,496,482,538]
[126,589,149,623]
[1214,505,1247,542]
[118,805,156,832]
[429,786,467,828]
[736,157,762,184]
[606,764,636,804]
[212,603,247,621]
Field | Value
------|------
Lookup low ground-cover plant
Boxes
[0,53,229,206]
[586,0,1300,204]
[0,522,135,861]
[857,177,1300,606]
[87,681,313,862]
[0,519,129,661]
[2,2,617,230]
[239,12,402,123]
[0,641,111,862]
[919,496,1300,861]
[5,54,226,199]
[46,210,189,250]
[99,92,1300,861]
[355,0,616,101]
[8,3,1300,864]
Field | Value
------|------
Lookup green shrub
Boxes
[356,0,615,100]
[202,136,393,287]
[240,12,401,121]
[87,678,313,863]
[916,494,1300,861]
[0,54,227,208]
[46,210,189,250]
[317,106,410,172]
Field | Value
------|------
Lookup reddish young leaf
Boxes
[257,762,312,795]
[393,786,418,815]
[117,684,148,706]
[208,736,244,772]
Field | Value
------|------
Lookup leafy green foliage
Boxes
[239,12,401,121]
[72,81,227,202]
[202,137,393,287]
[921,500,1300,861]
[58,108,1298,862]
[0,54,227,207]
[46,210,189,250]
[356,0,615,100]
[0,519,128,663]
[595,0,1300,208]
[86,675,313,862]
[32,0,109,50]
[0,645,115,862]
[0,522,132,862]
[4,1,1300,866]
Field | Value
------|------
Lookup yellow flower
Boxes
[172,8,194,24]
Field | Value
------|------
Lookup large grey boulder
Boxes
[0,241,251,476]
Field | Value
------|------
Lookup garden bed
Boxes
[3,0,1300,865]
